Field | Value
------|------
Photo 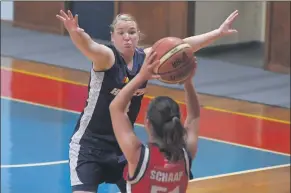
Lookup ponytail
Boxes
[146,96,186,162]
[154,116,186,162]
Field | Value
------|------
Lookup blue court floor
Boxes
[1,98,290,193]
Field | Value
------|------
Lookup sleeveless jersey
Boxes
[70,44,147,152]
[124,144,191,193]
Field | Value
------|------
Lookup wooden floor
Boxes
[1,56,290,123]
[1,56,290,193]
[187,165,290,193]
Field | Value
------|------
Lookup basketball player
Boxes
[109,50,199,193]
[56,9,238,193]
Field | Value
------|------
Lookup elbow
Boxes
[185,114,200,127]
[109,100,123,114]
[189,108,201,121]
[195,104,201,118]
[109,101,117,113]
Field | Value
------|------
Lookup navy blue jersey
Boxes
[70,44,147,152]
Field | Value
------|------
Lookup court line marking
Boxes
[203,106,290,125]
[1,66,87,86]
[189,163,290,182]
[2,66,290,125]
[1,96,290,157]
[197,136,290,156]
[2,161,290,187]
[1,160,69,168]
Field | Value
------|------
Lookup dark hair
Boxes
[147,96,186,162]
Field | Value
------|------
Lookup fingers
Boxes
[148,59,160,70]
[227,10,239,23]
[67,10,74,20]
[56,15,66,22]
[140,50,161,80]
[227,10,238,21]
[222,10,238,34]
[193,56,197,63]
[56,10,76,22]
[152,74,161,79]
[60,10,70,20]
[230,12,239,22]
[146,52,161,73]
[146,50,158,64]
[75,14,79,27]
[144,48,153,61]
[228,29,238,33]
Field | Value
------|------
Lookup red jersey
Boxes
[124,144,191,193]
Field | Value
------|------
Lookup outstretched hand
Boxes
[218,10,239,36]
[56,10,84,33]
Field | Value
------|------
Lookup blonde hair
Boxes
[110,13,145,40]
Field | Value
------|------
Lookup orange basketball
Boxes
[151,37,196,84]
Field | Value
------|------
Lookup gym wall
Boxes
[1,1,290,73]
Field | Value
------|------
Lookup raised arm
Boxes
[56,10,114,71]
[183,66,201,159]
[144,10,239,55]
[184,10,238,52]
[109,50,159,164]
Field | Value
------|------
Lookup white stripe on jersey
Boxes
[69,69,104,186]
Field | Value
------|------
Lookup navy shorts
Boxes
[69,144,127,192]
[190,171,194,179]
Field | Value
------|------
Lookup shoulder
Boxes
[103,43,119,56]
[90,43,116,72]
[134,47,146,67]
[136,47,145,54]
[135,47,146,59]
[92,43,120,72]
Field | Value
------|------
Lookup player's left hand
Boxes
[139,49,160,80]
[218,10,239,36]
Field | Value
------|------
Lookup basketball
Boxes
[151,37,196,84]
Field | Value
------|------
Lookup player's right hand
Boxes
[179,56,197,85]
[56,10,84,33]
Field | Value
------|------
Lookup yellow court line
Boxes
[203,106,290,124]
[1,66,87,87]
[1,66,290,125]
